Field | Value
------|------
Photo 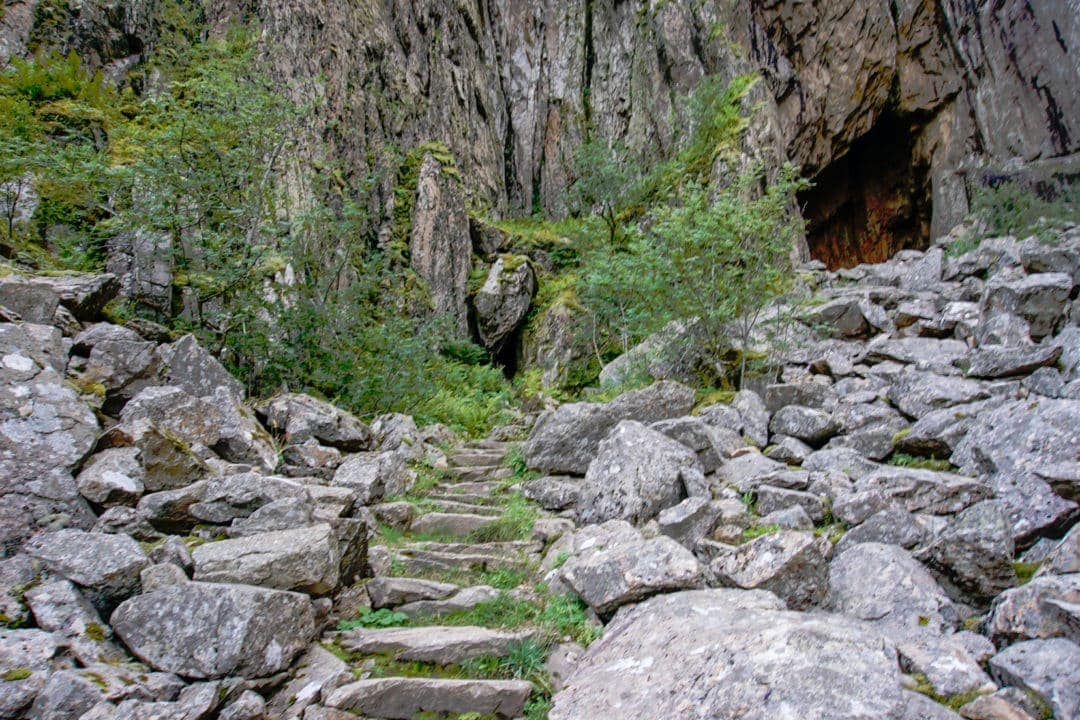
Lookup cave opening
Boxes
[799,112,932,270]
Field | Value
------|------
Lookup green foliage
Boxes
[524,696,553,720]
[336,608,410,630]
[908,673,990,712]
[469,494,538,543]
[888,453,955,472]
[741,524,780,543]
[1013,561,1041,585]
[437,591,601,647]
[565,136,638,243]
[971,177,1078,240]
[1,668,31,682]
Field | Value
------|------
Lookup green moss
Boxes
[891,427,913,446]
[83,622,106,642]
[1013,561,1041,585]
[1,668,31,682]
[469,494,537,543]
[887,453,955,472]
[908,672,991,711]
[741,524,780,543]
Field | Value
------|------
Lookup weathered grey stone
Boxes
[1037,525,1080,577]
[765,435,813,465]
[755,485,827,523]
[802,447,881,480]
[524,381,695,475]
[409,512,496,539]
[366,577,459,609]
[336,625,534,664]
[326,677,532,719]
[856,466,991,515]
[522,476,579,511]
[710,530,832,610]
[866,337,970,368]
[203,387,278,472]
[714,452,792,492]
[192,524,344,594]
[332,451,414,504]
[988,574,1080,645]
[834,508,927,555]
[136,482,208,534]
[988,639,1080,720]
[219,690,266,720]
[110,581,315,679]
[915,500,1017,603]
[0,281,60,323]
[768,405,840,445]
[229,497,317,536]
[257,393,372,452]
[576,420,700,526]
[189,473,310,525]
[983,273,1074,339]
[97,418,209,493]
[888,371,990,419]
[395,585,502,619]
[953,399,1080,542]
[24,530,149,608]
[474,255,536,351]
[828,543,957,631]
[266,644,352,720]
[140,563,189,592]
[0,629,64,718]
[656,496,720,548]
[24,579,126,665]
[156,334,244,399]
[549,589,905,720]
[557,520,702,615]
[31,274,120,321]
[651,416,740,473]
[967,343,1063,379]
[76,448,145,508]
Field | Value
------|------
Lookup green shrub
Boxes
[336,608,410,630]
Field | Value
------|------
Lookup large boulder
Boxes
[332,451,415,504]
[473,255,536,352]
[191,524,347,594]
[257,393,372,452]
[827,543,957,632]
[915,500,1017,604]
[855,466,991,515]
[988,639,1080,720]
[23,529,149,609]
[982,272,1074,339]
[549,589,906,720]
[710,530,832,610]
[156,334,244,399]
[887,371,990,419]
[30,273,120,321]
[111,582,316,679]
[988,574,1080,645]
[555,520,703,616]
[525,381,695,475]
[952,399,1080,542]
[576,421,701,526]
[0,324,98,553]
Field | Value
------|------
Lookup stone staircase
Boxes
[323,440,548,719]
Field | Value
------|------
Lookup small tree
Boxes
[566,136,636,245]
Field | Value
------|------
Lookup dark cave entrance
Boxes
[799,113,932,270]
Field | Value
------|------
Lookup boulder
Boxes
[834,508,927,555]
[0,629,63,718]
[366,577,459,609]
[887,371,990,419]
[229,497,317,536]
[915,500,1017,603]
[326,677,532,719]
[827,543,957,632]
[257,393,372,452]
[189,473,310,525]
[0,325,99,552]
[30,273,119,320]
[332,451,415,504]
[203,387,278,472]
[524,381,695,475]
[76,448,145,507]
[473,255,536,351]
[111,582,315,679]
[97,418,209,493]
[768,405,840,445]
[855,466,990,515]
[650,416,741,473]
[23,529,149,609]
[982,273,1073,339]
[576,420,701,526]
[710,530,832,610]
[191,523,346,594]
[988,639,1080,720]
[549,589,906,720]
[755,485,827,523]
[966,343,1063,379]
[156,333,244,398]
[265,644,352,719]
[988,574,1080,645]
[1037,525,1080,577]
[522,476,580,511]
[557,521,702,615]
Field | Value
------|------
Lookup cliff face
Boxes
[4,0,1078,267]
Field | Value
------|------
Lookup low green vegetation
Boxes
[434,589,602,648]
[1,668,31,682]
[887,453,955,472]
[741,524,780,543]
[1013,561,1041,585]
[336,608,410,631]
[971,176,1078,241]
[908,673,989,712]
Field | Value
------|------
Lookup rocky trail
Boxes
[1,225,1079,719]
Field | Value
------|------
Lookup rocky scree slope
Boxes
[0,225,1079,718]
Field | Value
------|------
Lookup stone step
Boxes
[450,452,509,467]
[450,465,513,482]
[409,512,499,539]
[396,585,501,619]
[326,677,532,719]
[403,540,540,555]
[426,491,502,506]
[462,439,519,451]
[434,480,505,494]
[335,625,535,664]
[424,498,504,516]
[391,549,527,574]
[366,577,459,609]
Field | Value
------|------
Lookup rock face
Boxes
[550,589,905,720]
[110,582,315,679]
[410,153,471,338]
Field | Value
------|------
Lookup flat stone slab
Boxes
[397,585,501,619]
[335,625,533,664]
[325,677,532,719]
[366,577,459,609]
[409,512,498,538]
